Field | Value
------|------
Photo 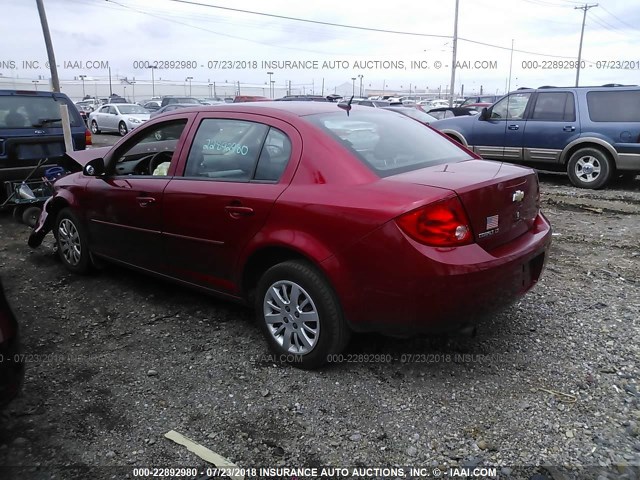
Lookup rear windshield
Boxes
[587,90,640,122]
[0,95,83,128]
[306,110,470,177]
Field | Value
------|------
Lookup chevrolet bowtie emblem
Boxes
[512,190,525,202]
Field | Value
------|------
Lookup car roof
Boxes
[153,101,382,119]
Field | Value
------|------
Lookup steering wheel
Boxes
[147,151,173,175]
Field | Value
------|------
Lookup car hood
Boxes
[59,146,111,171]
[430,114,476,128]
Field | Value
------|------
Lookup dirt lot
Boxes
[0,173,638,480]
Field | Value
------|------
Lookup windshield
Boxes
[0,95,83,128]
[117,105,149,114]
[307,110,470,177]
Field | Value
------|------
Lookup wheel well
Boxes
[241,247,315,300]
[446,133,464,145]
[46,197,70,233]
[563,142,614,168]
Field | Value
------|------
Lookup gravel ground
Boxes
[0,173,638,480]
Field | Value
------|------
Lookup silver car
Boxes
[89,103,150,136]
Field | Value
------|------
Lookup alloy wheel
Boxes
[58,218,81,266]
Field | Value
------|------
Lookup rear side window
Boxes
[587,91,640,122]
[307,110,469,177]
[0,95,83,128]
[531,92,576,122]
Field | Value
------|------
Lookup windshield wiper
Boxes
[32,118,62,127]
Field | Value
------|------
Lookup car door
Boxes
[521,91,578,165]
[83,117,193,270]
[470,92,532,161]
[93,105,110,131]
[161,113,301,295]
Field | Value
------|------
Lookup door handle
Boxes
[136,196,156,207]
[563,126,576,132]
[225,205,254,218]
[508,124,519,131]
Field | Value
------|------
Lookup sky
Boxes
[1,0,639,97]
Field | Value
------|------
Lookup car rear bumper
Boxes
[326,212,552,334]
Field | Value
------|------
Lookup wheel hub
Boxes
[263,280,319,355]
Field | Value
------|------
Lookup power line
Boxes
[599,5,639,31]
[156,0,585,60]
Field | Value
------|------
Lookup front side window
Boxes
[490,93,531,120]
[184,119,269,181]
[112,119,188,176]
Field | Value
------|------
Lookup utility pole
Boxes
[449,0,459,107]
[575,3,598,86]
[36,0,60,92]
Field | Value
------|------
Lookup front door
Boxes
[471,92,532,161]
[84,118,191,270]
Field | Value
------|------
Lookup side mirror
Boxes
[83,158,106,177]
[479,107,489,121]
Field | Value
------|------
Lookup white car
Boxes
[89,103,150,136]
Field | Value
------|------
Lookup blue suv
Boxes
[0,90,90,196]
[431,85,640,188]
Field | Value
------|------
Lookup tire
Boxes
[12,206,25,223]
[55,208,91,274]
[567,147,613,189]
[90,120,100,134]
[255,260,350,369]
[118,121,128,137]
[21,206,42,228]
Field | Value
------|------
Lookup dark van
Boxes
[0,90,91,194]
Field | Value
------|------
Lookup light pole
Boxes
[351,77,356,97]
[358,74,363,97]
[149,66,157,97]
[79,74,87,98]
[131,79,136,102]
[208,83,213,98]
[185,76,193,96]
[32,80,39,91]
[267,71,274,98]
[123,85,127,100]
[271,80,276,99]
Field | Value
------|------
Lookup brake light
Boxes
[396,196,473,247]
[85,128,92,146]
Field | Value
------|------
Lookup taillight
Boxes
[85,129,92,146]
[396,196,473,247]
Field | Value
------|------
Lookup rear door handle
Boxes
[508,124,519,131]
[563,126,576,132]
[225,205,254,218]
[136,196,156,207]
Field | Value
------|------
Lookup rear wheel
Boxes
[118,121,128,136]
[567,147,613,189]
[255,260,350,369]
[21,206,42,228]
[55,208,91,274]
[90,120,100,134]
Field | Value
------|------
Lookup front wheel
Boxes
[255,260,350,369]
[567,147,613,189]
[118,121,128,136]
[55,208,91,274]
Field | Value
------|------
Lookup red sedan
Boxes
[29,102,551,368]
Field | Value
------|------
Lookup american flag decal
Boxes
[486,214,499,230]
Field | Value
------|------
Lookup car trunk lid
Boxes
[388,159,539,250]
